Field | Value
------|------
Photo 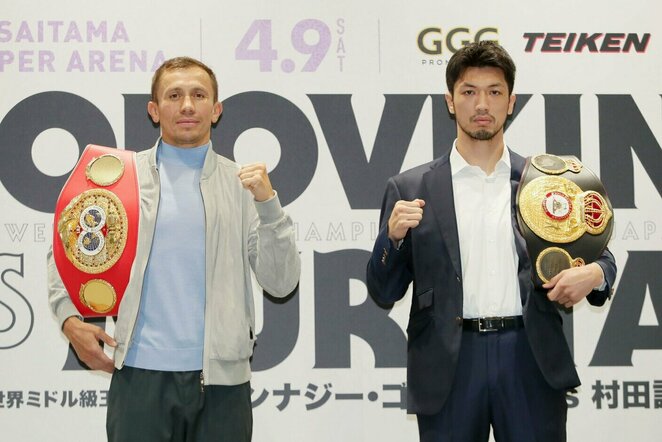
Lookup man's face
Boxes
[147,67,222,148]
[445,66,515,141]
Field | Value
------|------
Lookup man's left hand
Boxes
[238,163,275,202]
[543,263,605,308]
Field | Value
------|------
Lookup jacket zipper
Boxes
[200,174,209,395]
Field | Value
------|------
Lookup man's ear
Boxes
[507,94,516,116]
[147,101,159,124]
[212,101,223,124]
[445,93,454,115]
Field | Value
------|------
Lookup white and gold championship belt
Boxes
[52,145,139,317]
[516,154,613,286]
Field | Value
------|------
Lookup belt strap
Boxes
[462,316,524,333]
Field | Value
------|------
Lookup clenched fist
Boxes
[238,163,275,202]
[388,199,425,243]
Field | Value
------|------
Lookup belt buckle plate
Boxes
[478,317,499,333]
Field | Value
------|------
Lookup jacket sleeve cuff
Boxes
[254,191,285,225]
[56,303,84,330]
[593,260,611,298]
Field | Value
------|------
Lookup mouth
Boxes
[472,115,493,126]
[177,119,199,127]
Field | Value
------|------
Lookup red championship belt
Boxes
[53,145,139,317]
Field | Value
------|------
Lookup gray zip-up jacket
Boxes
[47,140,301,386]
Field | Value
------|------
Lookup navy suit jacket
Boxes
[366,148,617,415]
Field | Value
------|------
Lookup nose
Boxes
[475,91,489,112]
[180,95,194,113]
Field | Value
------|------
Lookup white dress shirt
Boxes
[450,141,522,318]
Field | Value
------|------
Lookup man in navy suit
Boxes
[366,41,616,441]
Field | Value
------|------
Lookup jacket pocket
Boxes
[209,319,255,361]
[412,288,434,312]
[248,326,257,354]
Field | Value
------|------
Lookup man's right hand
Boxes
[387,199,426,243]
[62,316,116,373]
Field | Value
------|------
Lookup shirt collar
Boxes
[450,139,511,177]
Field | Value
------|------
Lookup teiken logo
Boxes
[523,32,651,53]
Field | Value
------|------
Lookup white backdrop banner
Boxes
[1,1,661,441]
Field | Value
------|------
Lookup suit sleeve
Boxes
[586,247,617,306]
[366,177,413,305]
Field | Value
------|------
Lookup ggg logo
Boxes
[417,27,499,56]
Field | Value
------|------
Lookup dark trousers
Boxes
[107,366,252,442]
[417,327,567,442]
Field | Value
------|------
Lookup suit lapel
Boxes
[423,154,462,278]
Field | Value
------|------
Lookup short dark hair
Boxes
[151,56,219,103]
[445,41,516,95]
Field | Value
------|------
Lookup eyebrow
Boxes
[163,86,209,95]
[460,82,505,89]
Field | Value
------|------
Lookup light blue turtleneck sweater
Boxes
[124,141,208,371]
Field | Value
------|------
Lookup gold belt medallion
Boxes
[85,153,125,186]
[57,188,128,274]
[536,247,586,284]
[79,279,117,314]
[531,154,583,175]
[519,175,612,244]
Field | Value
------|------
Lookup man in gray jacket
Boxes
[47,56,301,441]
